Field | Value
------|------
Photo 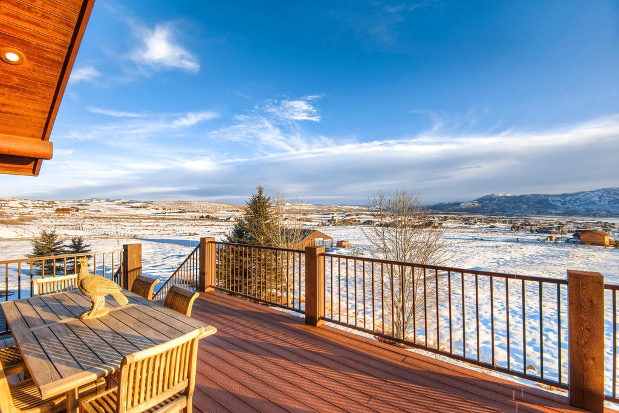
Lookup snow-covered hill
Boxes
[429,187,619,217]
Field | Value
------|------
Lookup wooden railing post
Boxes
[305,246,325,326]
[568,269,604,413]
[122,244,142,290]
[199,237,216,292]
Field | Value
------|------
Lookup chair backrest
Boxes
[130,275,159,300]
[116,328,203,413]
[164,286,199,317]
[33,274,78,296]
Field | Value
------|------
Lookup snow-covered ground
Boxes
[2,221,617,283]
[319,225,619,282]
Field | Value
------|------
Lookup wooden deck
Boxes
[189,291,591,413]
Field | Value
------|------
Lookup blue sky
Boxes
[3,0,618,205]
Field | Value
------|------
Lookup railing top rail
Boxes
[0,249,124,265]
[215,241,304,254]
[322,252,568,285]
[604,283,619,291]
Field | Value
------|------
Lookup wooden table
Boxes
[0,289,216,413]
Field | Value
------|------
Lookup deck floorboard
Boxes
[191,291,592,413]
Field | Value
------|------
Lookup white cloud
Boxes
[172,111,220,127]
[263,96,321,122]
[128,22,199,72]
[210,115,294,152]
[87,107,147,118]
[209,95,325,153]
[69,65,101,85]
[61,110,219,142]
[53,149,74,156]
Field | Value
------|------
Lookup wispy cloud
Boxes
[263,96,322,122]
[172,111,219,127]
[87,107,147,118]
[210,95,326,153]
[68,65,101,85]
[61,110,219,142]
[330,1,437,47]
[383,2,432,14]
[127,22,199,73]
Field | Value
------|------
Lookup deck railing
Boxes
[159,237,610,411]
[322,253,569,390]
[152,245,200,300]
[3,238,606,411]
[605,283,619,403]
[0,249,123,334]
[213,242,305,312]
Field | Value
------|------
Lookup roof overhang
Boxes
[0,0,96,176]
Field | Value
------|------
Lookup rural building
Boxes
[578,230,611,246]
[283,229,333,249]
[336,240,350,248]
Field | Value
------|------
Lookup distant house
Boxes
[283,229,333,249]
[54,207,72,215]
[578,230,611,246]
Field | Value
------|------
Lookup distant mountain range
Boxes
[429,187,619,217]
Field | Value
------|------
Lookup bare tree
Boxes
[267,193,308,248]
[362,187,449,341]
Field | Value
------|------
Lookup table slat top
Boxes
[1,289,216,399]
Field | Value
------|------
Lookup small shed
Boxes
[579,230,611,246]
[336,240,350,248]
[283,229,333,249]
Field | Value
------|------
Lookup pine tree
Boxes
[227,185,276,246]
[65,236,92,273]
[29,230,66,275]
[66,236,91,254]
[224,185,306,304]
[30,230,66,257]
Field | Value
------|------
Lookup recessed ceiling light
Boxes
[5,52,19,62]
[0,47,26,65]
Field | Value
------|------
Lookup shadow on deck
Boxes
[190,291,588,413]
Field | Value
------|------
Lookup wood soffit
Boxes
[0,0,96,176]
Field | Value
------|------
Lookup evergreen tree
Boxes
[227,185,276,246]
[65,236,91,273]
[66,236,91,254]
[223,185,306,305]
[30,230,66,257]
[29,230,66,275]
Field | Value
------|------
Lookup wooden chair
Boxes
[0,355,103,413]
[130,276,159,300]
[0,336,27,377]
[80,328,203,413]
[164,286,199,317]
[33,274,77,296]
